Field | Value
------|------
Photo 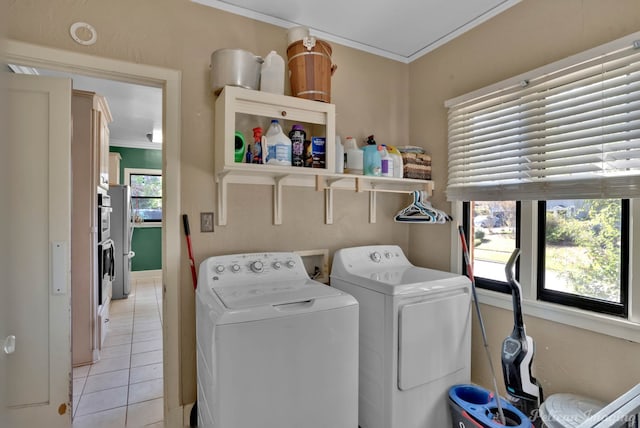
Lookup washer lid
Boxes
[332,265,470,295]
[213,279,342,309]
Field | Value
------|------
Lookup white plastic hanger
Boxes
[394,191,452,224]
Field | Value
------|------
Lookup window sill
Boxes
[133,222,162,229]
[476,288,640,344]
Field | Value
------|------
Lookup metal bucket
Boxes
[210,48,263,95]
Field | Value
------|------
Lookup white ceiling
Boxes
[35,68,163,150]
[193,0,521,62]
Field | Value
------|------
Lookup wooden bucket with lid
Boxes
[287,37,337,103]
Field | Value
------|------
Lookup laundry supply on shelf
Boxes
[264,120,292,166]
[362,144,382,176]
[311,137,326,168]
[397,146,432,180]
[344,136,363,175]
[251,127,263,164]
[260,51,285,95]
[289,124,306,167]
[380,145,393,177]
[335,135,345,173]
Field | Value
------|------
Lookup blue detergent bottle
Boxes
[362,144,382,176]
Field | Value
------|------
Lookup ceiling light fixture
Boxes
[146,129,163,143]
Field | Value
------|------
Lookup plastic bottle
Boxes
[362,144,382,176]
[380,145,394,177]
[260,51,285,95]
[234,131,246,162]
[264,120,292,166]
[251,127,263,164]
[311,137,326,168]
[289,124,306,167]
[303,140,313,167]
[344,136,363,175]
[386,145,404,178]
[245,143,253,163]
[335,135,344,173]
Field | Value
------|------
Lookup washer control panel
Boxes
[334,245,411,270]
[366,247,405,264]
[202,252,305,286]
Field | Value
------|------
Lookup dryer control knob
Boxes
[215,265,225,273]
[231,264,241,273]
[384,251,392,259]
[370,252,382,262]
[250,261,264,273]
[285,260,296,269]
[273,261,282,270]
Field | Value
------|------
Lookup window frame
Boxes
[451,200,639,343]
[462,201,521,294]
[124,167,163,226]
[536,199,630,318]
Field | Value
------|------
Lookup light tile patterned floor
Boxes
[72,276,164,427]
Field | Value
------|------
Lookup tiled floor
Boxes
[72,276,164,428]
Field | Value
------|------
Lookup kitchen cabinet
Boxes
[71,90,112,366]
[214,86,433,225]
[97,96,112,189]
[109,152,122,185]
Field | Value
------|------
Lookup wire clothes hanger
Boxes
[394,190,452,224]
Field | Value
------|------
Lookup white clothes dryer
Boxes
[196,252,358,428]
[331,245,472,428]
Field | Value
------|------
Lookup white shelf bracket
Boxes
[273,175,286,225]
[216,171,230,226]
[324,188,334,225]
[369,191,377,223]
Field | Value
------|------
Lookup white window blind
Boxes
[445,32,640,201]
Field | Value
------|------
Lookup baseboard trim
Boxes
[130,269,162,280]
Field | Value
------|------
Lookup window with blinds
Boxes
[445,33,640,201]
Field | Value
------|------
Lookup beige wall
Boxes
[409,0,640,401]
[6,0,411,405]
[7,0,640,409]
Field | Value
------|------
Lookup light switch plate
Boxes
[200,212,214,232]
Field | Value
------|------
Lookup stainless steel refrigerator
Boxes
[108,184,135,299]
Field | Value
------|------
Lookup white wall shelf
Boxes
[216,168,434,225]
[214,86,434,225]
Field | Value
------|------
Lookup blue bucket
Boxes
[448,384,532,427]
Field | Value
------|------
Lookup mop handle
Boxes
[457,225,506,425]
[183,214,198,290]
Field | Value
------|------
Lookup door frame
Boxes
[4,40,183,426]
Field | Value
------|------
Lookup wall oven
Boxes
[98,192,111,242]
[98,238,115,306]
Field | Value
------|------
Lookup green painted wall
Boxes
[110,146,162,271]
[131,227,162,271]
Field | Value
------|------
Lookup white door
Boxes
[3,74,73,427]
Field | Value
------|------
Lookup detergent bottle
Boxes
[251,127,263,164]
[362,144,382,176]
[386,145,404,178]
[260,51,285,95]
[344,136,363,174]
[380,145,394,177]
[264,120,292,166]
[335,135,345,173]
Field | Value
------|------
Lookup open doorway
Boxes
[5,40,182,427]
[11,67,165,425]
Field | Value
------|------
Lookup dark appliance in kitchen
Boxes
[97,191,115,306]
[98,192,111,242]
[108,185,135,299]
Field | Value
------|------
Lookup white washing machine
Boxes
[331,245,472,428]
[196,252,358,428]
